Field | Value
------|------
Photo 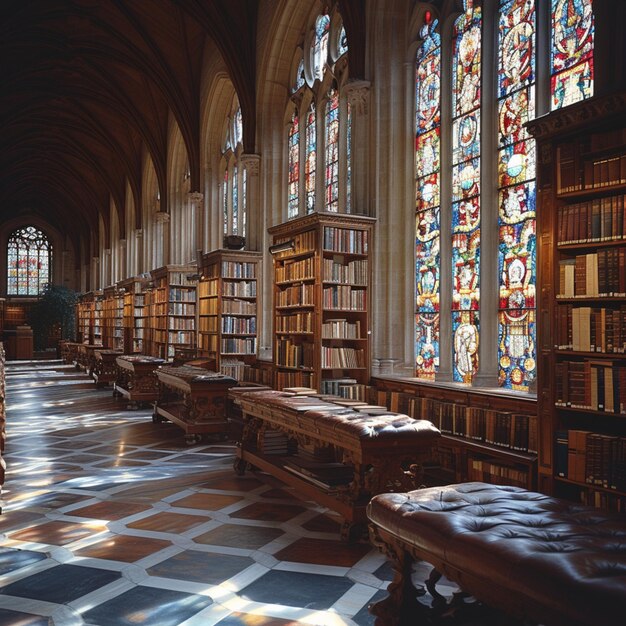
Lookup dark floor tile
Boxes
[274,537,371,567]
[373,560,394,582]
[15,491,90,510]
[302,513,342,533]
[239,570,353,610]
[352,590,386,626]
[0,548,47,575]
[260,488,297,500]
[193,523,283,550]
[81,585,212,626]
[230,502,306,523]
[0,564,120,603]
[0,609,49,626]
[215,613,301,626]
[198,473,264,492]
[147,549,254,584]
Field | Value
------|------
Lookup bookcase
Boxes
[268,212,375,396]
[372,377,537,490]
[76,291,103,345]
[528,92,626,514]
[197,249,261,378]
[146,264,197,360]
[118,277,146,354]
[102,286,124,351]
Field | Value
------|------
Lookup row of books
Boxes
[320,378,367,400]
[221,338,256,354]
[573,489,626,514]
[557,249,626,298]
[198,317,218,333]
[275,370,316,391]
[555,430,626,491]
[198,281,218,297]
[223,281,256,297]
[554,360,626,413]
[555,304,626,353]
[323,227,368,254]
[322,285,366,310]
[321,347,365,369]
[467,459,530,489]
[276,311,313,333]
[276,283,314,307]
[274,338,314,369]
[322,319,361,339]
[275,232,316,257]
[322,258,368,285]
[221,261,256,279]
[257,430,297,455]
[167,287,196,302]
[152,330,194,344]
[162,274,196,286]
[220,358,247,380]
[275,257,314,283]
[221,316,256,334]
[200,299,256,315]
[167,302,196,316]
[556,195,626,244]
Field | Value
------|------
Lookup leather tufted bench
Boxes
[367,481,626,626]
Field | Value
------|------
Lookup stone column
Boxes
[134,229,143,275]
[119,239,127,281]
[91,257,100,290]
[103,249,112,287]
[187,191,204,261]
[154,211,170,267]
[344,79,371,215]
[240,154,261,250]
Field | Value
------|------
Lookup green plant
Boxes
[29,285,78,350]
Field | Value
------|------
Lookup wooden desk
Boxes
[114,355,166,409]
[154,365,237,444]
[232,389,440,539]
[77,343,102,376]
[63,341,81,366]
[93,349,122,387]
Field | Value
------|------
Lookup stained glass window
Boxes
[7,226,52,296]
[223,169,229,234]
[313,14,330,82]
[242,167,247,238]
[293,58,305,93]
[346,102,352,213]
[288,111,300,218]
[415,15,441,380]
[451,0,481,383]
[324,87,340,212]
[497,0,537,391]
[551,0,594,109]
[305,102,317,213]
[338,25,348,57]
[232,165,239,235]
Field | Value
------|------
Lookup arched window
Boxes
[7,225,52,295]
[222,103,246,237]
[414,0,594,390]
[286,5,351,218]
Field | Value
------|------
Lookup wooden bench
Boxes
[232,389,440,539]
[367,482,626,626]
[92,349,122,387]
[114,355,166,409]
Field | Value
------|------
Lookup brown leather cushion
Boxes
[367,482,626,626]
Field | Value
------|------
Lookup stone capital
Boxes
[135,229,143,238]
[92,257,100,265]
[154,211,170,224]
[344,79,371,115]
[187,191,204,207]
[240,153,261,177]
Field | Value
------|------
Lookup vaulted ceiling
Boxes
[0,0,369,259]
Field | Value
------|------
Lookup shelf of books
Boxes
[372,377,537,490]
[529,91,626,514]
[269,212,375,397]
[118,277,146,354]
[145,264,197,360]
[102,286,124,351]
[76,290,103,345]
[197,249,261,379]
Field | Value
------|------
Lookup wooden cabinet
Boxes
[268,212,375,396]
[197,249,261,378]
[145,264,197,360]
[102,286,124,351]
[528,91,626,513]
[118,277,146,354]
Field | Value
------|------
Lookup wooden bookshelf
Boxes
[102,286,124,351]
[118,277,146,354]
[197,249,261,379]
[145,264,197,360]
[528,91,626,514]
[372,377,537,490]
[76,290,103,345]
[269,212,375,396]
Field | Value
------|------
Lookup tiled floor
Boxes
[0,361,465,626]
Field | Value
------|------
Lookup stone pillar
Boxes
[119,239,127,281]
[187,191,204,261]
[240,154,261,250]
[154,211,170,267]
[134,229,143,275]
[344,79,371,215]
[103,249,112,287]
[91,257,100,290]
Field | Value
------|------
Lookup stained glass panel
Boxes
[293,58,305,93]
[305,103,316,213]
[415,313,439,381]
[551,0,594,109]
[288,111,300,218]
[415,16,441,379]
[242,167,247,238]
[232,165,239,235]
[6,226,52,296]
[497,0,537,391]
[313,14,331,82]
[346,103,352,213]
[452,311,480,383]
[223,169,229,234]
[324,88,339,212]
[338,25,348,56]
